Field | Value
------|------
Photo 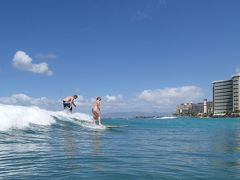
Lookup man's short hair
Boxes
[73,95,78,98]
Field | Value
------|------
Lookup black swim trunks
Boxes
[63,101,72,112]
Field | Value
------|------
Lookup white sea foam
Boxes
[0,103,94,131]
[154,116,177,120]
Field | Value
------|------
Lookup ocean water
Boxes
[0,105,240,179]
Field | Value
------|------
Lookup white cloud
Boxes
[101,95,128,113]
[104,94,123,102]
[0,94,58,110]
[12,51,53,76]
[236,67,240,74]
[35,53,58,60]
[138,86,204,108]
[105,95,116,102]
[74,95,91,107]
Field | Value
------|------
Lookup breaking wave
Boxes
[0,103,95,131]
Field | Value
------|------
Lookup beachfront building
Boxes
[213,79,233,114]
[212,74,240,115]
[232,75,240,112]
[176,103,193,115]
[176,100,213,116]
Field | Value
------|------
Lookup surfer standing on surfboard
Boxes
[92,96,102,126]
[63,95,78,112]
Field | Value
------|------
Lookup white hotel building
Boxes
[212,74,240,115]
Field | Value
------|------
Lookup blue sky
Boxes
[0,0,240,113]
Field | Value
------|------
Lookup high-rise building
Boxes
[212,74,240,115]
[232,75,240,112]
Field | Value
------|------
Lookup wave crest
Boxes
[0,103,93,131]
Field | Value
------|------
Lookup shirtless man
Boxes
[63,95,78,112]
[92,96,102,126]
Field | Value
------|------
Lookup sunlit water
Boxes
[1,116,240,179]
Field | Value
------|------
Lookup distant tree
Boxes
[225,111,232,116]
[191,112,197,117]
[233,110,240,113]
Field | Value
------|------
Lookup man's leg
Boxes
[98,116,102,126]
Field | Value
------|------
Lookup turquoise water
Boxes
[1,117,240,179]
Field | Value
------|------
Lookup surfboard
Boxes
[104,125,128,128]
